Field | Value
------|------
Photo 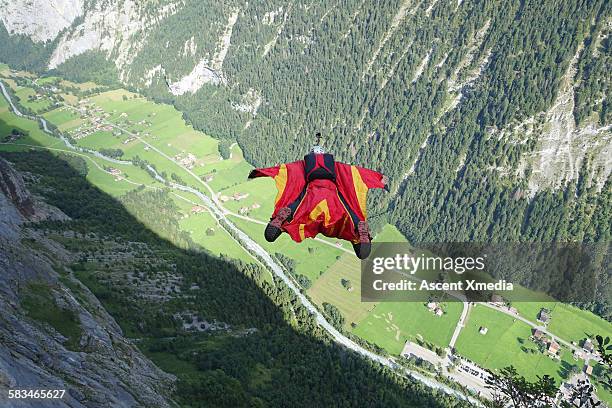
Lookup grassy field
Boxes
[171,193,255,263]
[0,86,160,200]
[218,175,276,221]
[455,304,580,383]
[320,224,462,354]
[230,216,343,282]
[90,91,219,158]
[548,304,612,343]
[1,90,167,196]
[511,302,612,344]
[25,89,222,195]
[37,76,61,86]
[205,159,254,192]
[60,79,100,91]
[84,162,145,196]
[42,107,82,130]
[308,253,376,328]
[595,375,612,406]
[353,301,463,355]
[76,130,120,150]
[0,140,149,197]
[374,224,408,242]
[0,110,64,149]
[13,86,54,113]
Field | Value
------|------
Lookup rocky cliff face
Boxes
[488,43,612,195]
[47,0,182,81]
[0,156,39,219]
[0,157,175,408]
[0,0,83,43]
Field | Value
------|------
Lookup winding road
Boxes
[449,302,470,349]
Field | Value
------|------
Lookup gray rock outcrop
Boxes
[0,157,175,408]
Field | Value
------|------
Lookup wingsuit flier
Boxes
[248,143,388,259]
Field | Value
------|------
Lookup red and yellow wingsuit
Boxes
[248,155,387,244]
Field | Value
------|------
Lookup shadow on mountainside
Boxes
[0,120,465,408]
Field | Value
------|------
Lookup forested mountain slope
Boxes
[1,0,609,283]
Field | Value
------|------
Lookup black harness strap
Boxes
[278,153,360,233]
[304,153,336,182]
[336,189,361,233]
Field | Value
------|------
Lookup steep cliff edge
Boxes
[0,157,175,408]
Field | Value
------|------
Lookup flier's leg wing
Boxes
[248,161,306,217]
[334,162,387,221]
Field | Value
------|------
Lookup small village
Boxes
[186,191,260,218]
[173,152,198,169]
[400,299,606,405]
[215,191,261,216]
[107,167,123,181]
[426,301,445,317]
[67,100,114,140]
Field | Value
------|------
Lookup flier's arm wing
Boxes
[335,163,387,219]
[248,161,306,216]
[248,166,281,179]
[354,166,387,190]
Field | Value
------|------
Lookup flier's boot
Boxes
[352,221,371,259]
[264,207,292,242]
